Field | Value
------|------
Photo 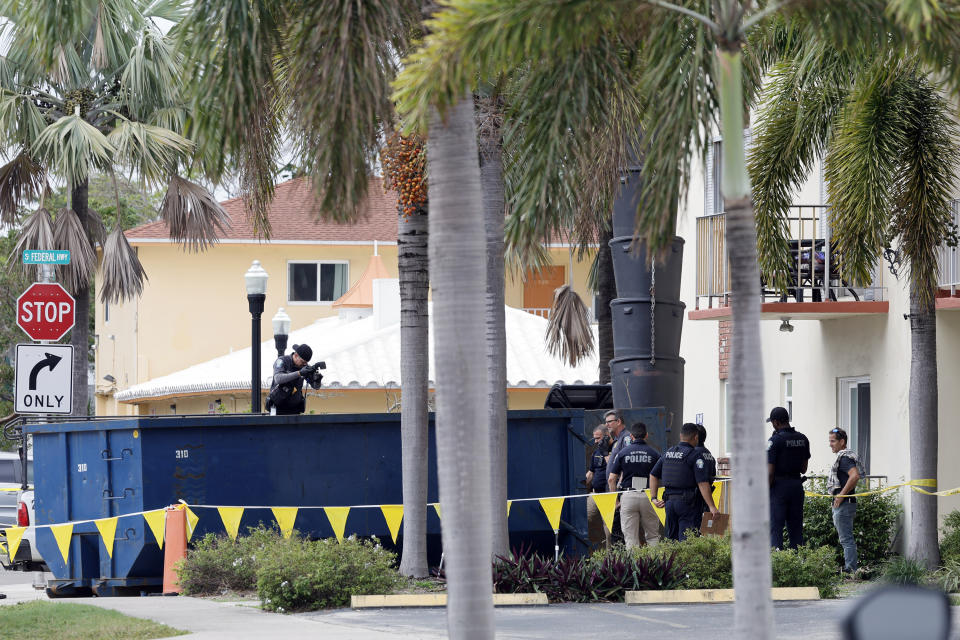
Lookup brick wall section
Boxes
[718,320,731,379]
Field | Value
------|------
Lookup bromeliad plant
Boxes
[492,545,684,602]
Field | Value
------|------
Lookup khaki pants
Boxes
[586,492,611,550]
[621,490,661,549]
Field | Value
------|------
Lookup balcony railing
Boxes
[936,200,960,294]
[523,307,551,319]
[695,205,886,309]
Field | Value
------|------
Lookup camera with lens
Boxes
[299,361,326,389]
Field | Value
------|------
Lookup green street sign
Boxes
[22,250,70,265]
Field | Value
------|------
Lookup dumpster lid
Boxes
[543,384,613,410]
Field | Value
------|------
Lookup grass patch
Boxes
[0,601,187,639]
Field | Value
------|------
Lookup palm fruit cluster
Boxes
[381,130,427,217]
[63,88,97,118]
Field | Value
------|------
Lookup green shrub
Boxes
[257,536,402,612]
[177,525,282,595]
[771,545,842,598]
[882,555,931,586]
[933,560,960,593]
[939,510,960,565]
[631,535,733,589]
[802,477,899,572]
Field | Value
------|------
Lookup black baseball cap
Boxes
[292,344,312,361]
[766,406,790,423]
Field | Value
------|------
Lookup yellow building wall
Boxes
[98,241,594,416]
[133,386,553,416]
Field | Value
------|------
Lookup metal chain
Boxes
[650,257,656,366]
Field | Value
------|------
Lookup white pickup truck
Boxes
[0,452,46,572]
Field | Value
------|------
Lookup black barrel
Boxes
[610,298,685,358]
[609,236,684,300]
[609,355,685,434]
[612,170,643,238]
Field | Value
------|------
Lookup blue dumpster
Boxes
[27,409,601,595]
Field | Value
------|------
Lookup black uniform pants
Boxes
[664,495,702,541]
[770,476,805,549]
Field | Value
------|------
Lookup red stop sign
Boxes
[17,283,76,341]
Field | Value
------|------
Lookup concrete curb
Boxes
[625,587,820,604]
[351,593,549,608]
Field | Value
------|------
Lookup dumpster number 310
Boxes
[175,449,189,459]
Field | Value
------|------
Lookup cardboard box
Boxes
[700,512,729,536]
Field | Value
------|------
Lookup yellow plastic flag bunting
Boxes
[143,509,166,549]
[538,498,564,532]
[4,526,26,560]
[380,505,404,544]
[323,507,350,543]
[218,507,244,541]
[51,523,73,564]
[432,503,441,520]
[184,506,200,542]
[646,488,666,526]
[590,493,618,532]
[95,517,119,559]
[507,501,513,517]
[712,482,723,510]
[271,508,298,539]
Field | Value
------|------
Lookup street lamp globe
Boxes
[272,307,291,358]
[244,260,269,413]
[245,260,269,295]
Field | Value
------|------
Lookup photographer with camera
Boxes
[266,343,324,415]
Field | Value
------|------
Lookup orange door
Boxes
[523,266,566,310]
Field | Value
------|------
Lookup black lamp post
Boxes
[245,260,268,413]
[272,307,291,358]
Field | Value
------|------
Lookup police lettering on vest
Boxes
[767,426,811,477]
[651,442,714,496]
[609,441,661,491]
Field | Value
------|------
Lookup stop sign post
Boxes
[17,283,76,342]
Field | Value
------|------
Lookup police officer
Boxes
[267,343,322,415]
[649,422,718,541]
[603,410,631,544]
[607,422,662,548]
[585,426,612,549]
[767,406,810,549]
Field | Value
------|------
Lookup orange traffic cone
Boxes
[162,506,187,594]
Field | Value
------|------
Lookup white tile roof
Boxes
[115,305,600,402]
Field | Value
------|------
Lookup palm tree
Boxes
[0,0,229,416]
[394,0,957,635]
[749,40,959,567]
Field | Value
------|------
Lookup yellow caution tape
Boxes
[804,479,938,498]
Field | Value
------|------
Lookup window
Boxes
[705,140,724,215]
[782,373,793,420]
[837,376,871,472]
[104,302,110,323]
[720,379,731,455]
[287,262,349,304]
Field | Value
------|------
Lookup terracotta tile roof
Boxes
[126,177,398,242]
[332,254,392,308]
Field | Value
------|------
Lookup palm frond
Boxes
[121,26,182,119]
[99,223,147,304]
[288,0,418,222]
[86,208,108,248]
[0,92,49,149]
[0,151,46,225]
[634,3,720,253]
[826,62,909,287]
[108,118,192,186]
[34,112,114,185]
[8,207,53,272]
[545,284,595,367]
[177,0,286,236]
[52,207,97,293]
[160,174,231,252]
[889,74,960,303]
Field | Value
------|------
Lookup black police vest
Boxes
[616,443,658,489]
[661,443,698,490]
[771,428,808,476]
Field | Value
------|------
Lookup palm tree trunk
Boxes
[717,45,773,638]
[398,208,430,578]
[479,128,510,560]
[427,96,494,639]
[596,225,615,384]
[70,180,90,417]
[907,286,940,568]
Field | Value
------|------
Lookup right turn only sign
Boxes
[15,343,74,414]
